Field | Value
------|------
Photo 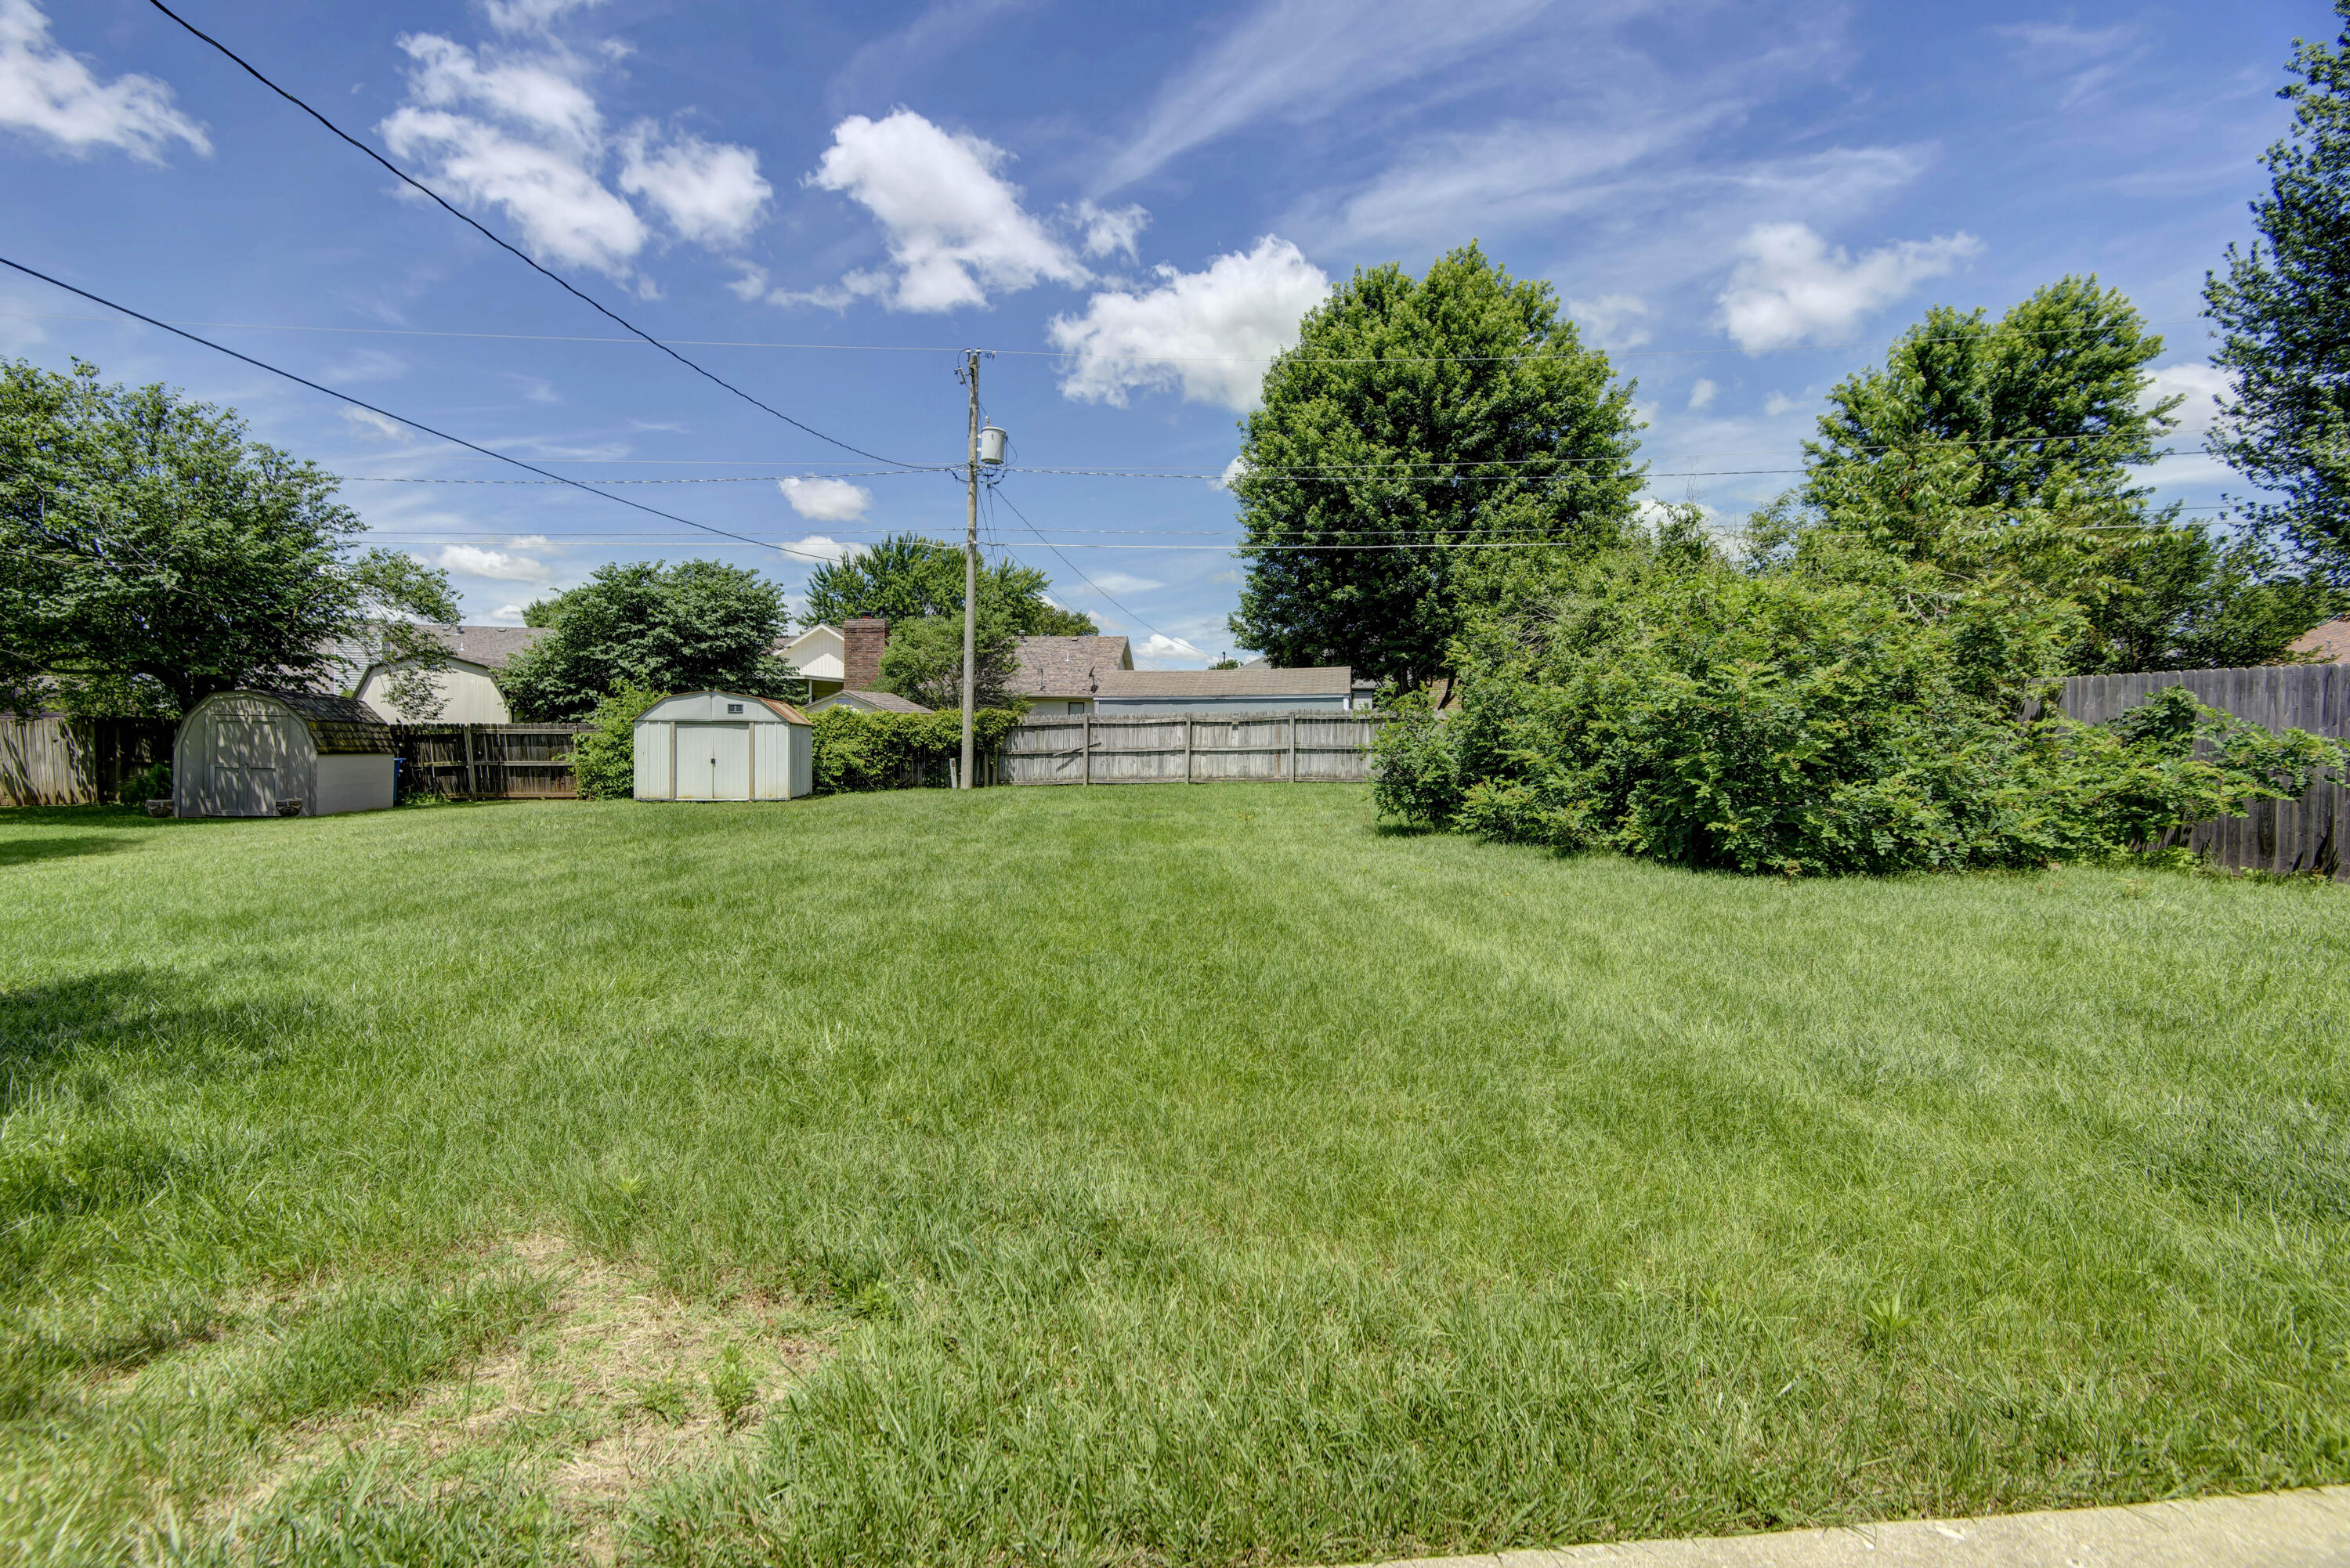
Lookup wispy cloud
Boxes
[1097,0,1551,191]
[0,0,209,163]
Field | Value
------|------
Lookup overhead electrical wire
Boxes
[0,255,843,565]
[989,486,1174,640]
[0,305,2214,364]
[142,0,932,471]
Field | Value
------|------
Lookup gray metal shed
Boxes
[633,692,813,800]
[173,692,396,818]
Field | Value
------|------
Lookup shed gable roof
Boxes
[250,691,397,754]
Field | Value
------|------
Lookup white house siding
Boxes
[355,659,515,724]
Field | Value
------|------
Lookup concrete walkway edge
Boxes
[1355,1487,2350,1567]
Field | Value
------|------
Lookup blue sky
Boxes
[0,0,2330,665]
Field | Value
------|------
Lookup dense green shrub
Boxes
[115,760,169,805]
[572,683,663,800]
[811,708,1022,793]
[1376,553,2347,875]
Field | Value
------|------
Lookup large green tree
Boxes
[1760,279,2336,670]
[1227,244,1643,688]
[875,611,1021,710]
[2207,0,2350,580]
[0,359,455,717]
[801,533,1097,636]
[501,560,794,721]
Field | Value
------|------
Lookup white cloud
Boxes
[436,544,553,582]
[378,27,768,278]
[340,406,407,440]
[778,476,873,522]
[1719,222,1982,353]
[484,0,603,34]
[783,534,862,565]
[2144,362,2230,439]
[802,110,1086,311]
[0,0,209,163]
[618,124,772,250]
[1069,199,1150,261]
[508,534,554,548]
[1217,455,1250,490]
[1687,378,1718,411]
[485,602,530,625]
[1571,293,1654,351]
[1048,237,1331,412]
[1137,632,1210,666]
[1762,392,1802,417]
[1099,0,1549,190]
[1089,570,1162,596]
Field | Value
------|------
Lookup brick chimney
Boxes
[842,618,888,691]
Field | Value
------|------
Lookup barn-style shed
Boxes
[633,692,813,801]
[173,692,396,818]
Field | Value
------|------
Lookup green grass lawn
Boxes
[4,785,2348,1566]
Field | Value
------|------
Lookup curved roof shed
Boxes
[633,692,812,801]
[174,692,396,818]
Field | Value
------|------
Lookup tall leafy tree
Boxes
[501,560,794,721]
[801,532,1097,635]
[2206,0,2350,581]
[1227,244,1643,688]
[875,611,1021,710]
[1760,280,2336,670]
[0,358,454,717]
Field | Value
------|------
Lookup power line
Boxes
[0,255,841,565]
[989,486,1173,639]
[143,0,932,472]
[0,305,2214,364]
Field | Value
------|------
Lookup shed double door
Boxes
[208,716,284,816]
[674,723,751,800]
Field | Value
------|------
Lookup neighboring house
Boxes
[1092,666,1357,714]
[1010,635,1134,715]
[353,625,551,723]
[2290,616,2350,663]
[808,690,933,714]
[779,623,846,701]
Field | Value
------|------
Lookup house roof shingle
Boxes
[264,692,398,753]
[1008,635,1133,697]
[2289,616,2350,664]
[1094,666,1352,699]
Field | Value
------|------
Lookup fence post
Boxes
[1287,715,1297,782]
[1184,716,1194,783]
[1083,714,1092,786]
[464,724,480,798]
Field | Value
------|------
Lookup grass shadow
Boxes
[1371,820,1437,837]
[0,834,139,868]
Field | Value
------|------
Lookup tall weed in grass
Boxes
[0,791,2346,1564]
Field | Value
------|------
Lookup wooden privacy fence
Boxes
[996,711,1391,786]
[394,723,592,799]
[0,716,177,806]
[2051,664,2349,879]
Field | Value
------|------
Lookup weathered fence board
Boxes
[2052,665,2348,879]
[996,712,1389,786]
[394,723,591,800]
[0,716,176,806]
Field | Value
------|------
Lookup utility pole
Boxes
[959,350,980,790]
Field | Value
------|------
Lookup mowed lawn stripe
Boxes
[2,786,2347,1566]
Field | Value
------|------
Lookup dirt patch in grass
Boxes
[222,1232,832,1563]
